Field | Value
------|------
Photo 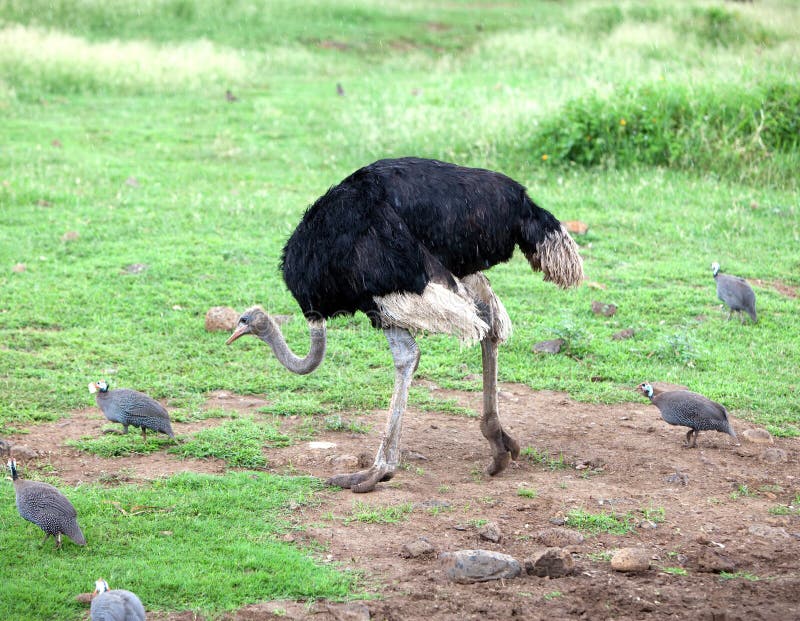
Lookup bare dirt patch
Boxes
[7,384,800,620]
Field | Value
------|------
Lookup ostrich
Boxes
[227,157,584,493]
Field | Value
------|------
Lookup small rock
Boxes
[762,448,787,463]
[747,524,790,540]
[10,444,38,460]
[525,547,575,578]
[12,263,26,273]
[51,139,62,148]
[309,441,337,450]
[401,449,428,461]
[415,499,452,511]
[60,230,79,242]
[205,306,240,332]
[695,548,736,574]
[478,521,502,543]
[535,527,584,548]
[74,592,93,604]
[742,428,773,444]
[122,263,148,275]
[400,538,435,558]
[612,328,635,340]
[610,548,651,572]
[591,301,617,317]
[638,520,659,530]
[666,471,689,486]
[440,549,521,583]
[327,454,359,470]
[325,602,371,621]
[563,220,589,235]
[125,176,140,187]
[549,515,567,526]
[533,339,564,354]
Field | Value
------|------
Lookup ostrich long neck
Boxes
[258,316,326,375]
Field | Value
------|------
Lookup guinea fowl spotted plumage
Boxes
[89,380,175,442]
[638,383,737,448]
[90,579,146,621]
[712,262,757,323]
[227,157,583,493]
[6,458,86,548]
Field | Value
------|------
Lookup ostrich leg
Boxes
[480,336,519,475]
[327,328,419,493]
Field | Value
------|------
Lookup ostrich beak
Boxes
[226,324,250,345]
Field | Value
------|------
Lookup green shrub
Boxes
[533,79,800,187]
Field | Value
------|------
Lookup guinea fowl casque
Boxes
[227,157,584,493]
[6,458,86,549]
[90,579,146,621]
[638,383,737,448]
[712,261,757,323]
[89,380,175,442]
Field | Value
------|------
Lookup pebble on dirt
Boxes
[440,549,522,583]
[535,527,585,548]
[761,447,787,463]
[400,538,435,558]
[610,548,652,572]
[591,300,617,317]
[478,521,502,543]
[524,547,575,578]
[742,428,773,444]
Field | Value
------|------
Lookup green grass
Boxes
[170,417,292,468]
[66,432,175,457]
[0,471,357,619]
[1,0,799,617]
[565,508,636,535]
[344,501,414,524]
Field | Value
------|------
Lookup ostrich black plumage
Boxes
[227,157,584,493]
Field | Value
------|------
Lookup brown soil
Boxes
[7,384,800,621]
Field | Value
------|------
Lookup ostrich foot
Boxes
[326,465,395,493]
[485,430,520,476]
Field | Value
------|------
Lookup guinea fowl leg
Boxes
[55,533,62,549]
[480,337,519,475]
[327,328,419,493]
[141,427,147,442]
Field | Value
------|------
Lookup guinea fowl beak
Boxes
[226,324,250,345]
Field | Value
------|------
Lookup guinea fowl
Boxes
[712,262,757,323]
[7,458,86,549]
[89,380,175,442]
[90,579,146,621]
[638,383,737,448]
[227,157,583,493]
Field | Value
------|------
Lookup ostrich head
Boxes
[711,262,720,277]
[638,382,654,399]
[226,306,271,345]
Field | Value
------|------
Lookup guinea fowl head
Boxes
[638,382,654,399]
[93,579,110,597]
[87,380,109,394]
[226,306,269,345]
[7,458,18,480]
[711,262,720,277]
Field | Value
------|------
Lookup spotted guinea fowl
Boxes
[638,383,737,448]
[89,380,175,441]
[7,458,86,549]
[712,262,757,323]
[90,579,146,621]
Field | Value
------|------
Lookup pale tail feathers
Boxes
[524,224,584,288]
[460,273,512,342]
[374,283,489,343]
